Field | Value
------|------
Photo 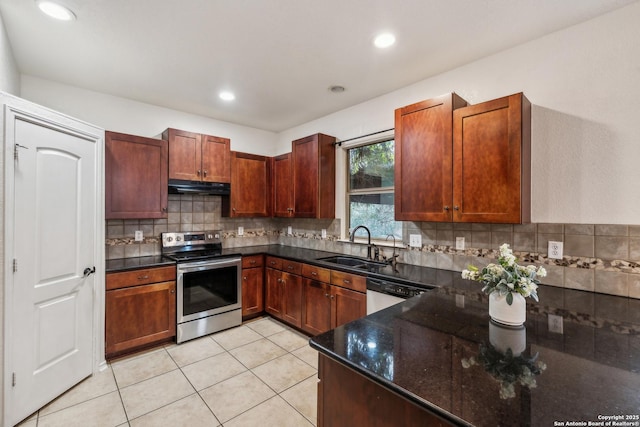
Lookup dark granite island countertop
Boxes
[310,282,640,426]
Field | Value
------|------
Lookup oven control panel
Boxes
[162,231,221,247]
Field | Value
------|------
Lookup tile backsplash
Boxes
[106,194,640,299]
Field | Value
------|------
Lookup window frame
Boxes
[344,135,399,243]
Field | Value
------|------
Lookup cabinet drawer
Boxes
[282,259,302,275]
[242,255,264,269]
[331,270,366,293]
[106,265,176,290]
[302,264,330,282]
[266,256,283,270]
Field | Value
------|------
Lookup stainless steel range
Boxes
[162,231,242,344]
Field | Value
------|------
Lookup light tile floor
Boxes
[16,317,319,427]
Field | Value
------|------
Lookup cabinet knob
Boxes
[138,275,149,280]
[203,170,208,177]
[170,289,175,294]
[325,293,329,297]
[311,271,317,276]
[454,206,460,211]
[444,206,450,211]
[250,260,256,265]
[197,170,201,176]
[243,276,247,280]
[343,279,351,284]
[287,265,294,270]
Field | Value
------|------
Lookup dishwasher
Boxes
[366,276,433,314]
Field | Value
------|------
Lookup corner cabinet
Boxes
[292,133,336,218]
[265,257,303,328]
[105,131,168,219]
[162,128,231,183]
[105,266,176,358]
[394,92,531,224]
[394,93,468,222]
[222,151,271,217]
[453,93,531,223]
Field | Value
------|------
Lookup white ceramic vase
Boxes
[488,291,526,326]
[489,320,526,356]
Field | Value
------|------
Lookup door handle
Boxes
[83,266,96,277]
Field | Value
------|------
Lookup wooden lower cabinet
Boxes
[301,266,366,336]
[105,266,176,358]
[242,255,264,319]
[265,259,303,328]
[317,354,453,427]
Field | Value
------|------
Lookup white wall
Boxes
[277,1,640,225]
[0,9,19,94]
[20,76,277,156]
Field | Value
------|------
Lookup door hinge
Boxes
[12,372,16,387]
[12,259,17,273]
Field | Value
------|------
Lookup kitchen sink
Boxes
[316,255,387,270]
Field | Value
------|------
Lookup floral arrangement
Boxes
[462,343,547,399]
[462,244,545,305]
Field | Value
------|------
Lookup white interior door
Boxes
[4,99,102,425]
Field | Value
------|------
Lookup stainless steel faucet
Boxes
[350,225,374,259]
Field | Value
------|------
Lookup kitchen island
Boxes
[310,281,640,426]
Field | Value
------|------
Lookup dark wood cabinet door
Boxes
[272,152,293,217]
[201,134,231,183]
[225,151,271,217]
[331,286,366,328]
[265,268,282,318]
[302,278,331,335]
[292,133,336,218]
[453,93,531,223]
[281,272,303,328]
[394,93,467,221]
[242,266,264,319]
[163,128,202,181]
[105,131,168,219]
[105,280,176,357]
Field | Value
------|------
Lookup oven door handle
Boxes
[178,257,242,273]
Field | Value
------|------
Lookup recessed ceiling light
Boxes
[37,0,76,21]
[329,85,346,93]
[219,91,235,101]
[374,33,396,48]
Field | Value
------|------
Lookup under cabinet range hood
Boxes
[168,179,230,195]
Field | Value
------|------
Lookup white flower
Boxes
[537,266,547,278]
[499,383,516,399]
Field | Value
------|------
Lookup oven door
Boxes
[176,256,242,324]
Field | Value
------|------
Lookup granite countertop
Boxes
[310,280,640,426]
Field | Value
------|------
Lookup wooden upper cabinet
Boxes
[222,151,271,217]
[272,153,294,217]
[292,133,336,218]
[394,93,468,222]
[105,131,168,219]
[202,134,231,183]
[453,93,531,223]
[162,128,231,183]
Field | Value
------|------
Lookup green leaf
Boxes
[506,292,514,305]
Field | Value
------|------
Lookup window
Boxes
[347,139,401,240]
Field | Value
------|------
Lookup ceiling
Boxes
[0,0,636,132]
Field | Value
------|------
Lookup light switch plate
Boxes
[321,229,327,239]
[456,236,465,250]
[287,226,292,235]
[409,234,422,248]
[134,230,143,242]
[237,226,244,236]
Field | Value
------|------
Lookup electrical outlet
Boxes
[455,294,465,308]
[237,226,244,236]
[456,236,465,250]
[548,241,564,259]
[287,226,293,235]
[134,230,143,241]
[321,229,327,239]
[409,234,422,248]
[548,314,564,334]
